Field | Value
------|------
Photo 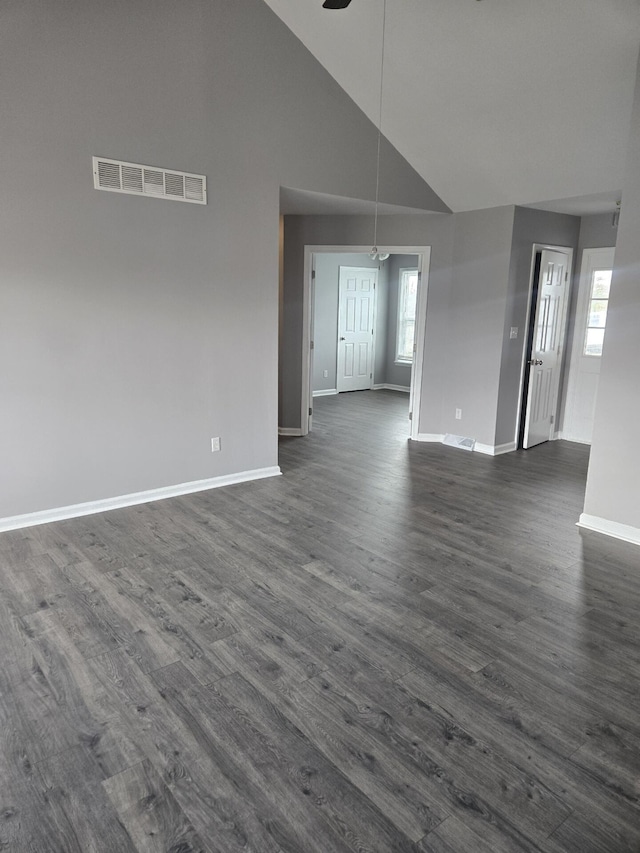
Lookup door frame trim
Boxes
[515,243,574,448]
[301,245,431,438]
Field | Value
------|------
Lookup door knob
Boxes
[528,359,543,366]
[340,336,346,341]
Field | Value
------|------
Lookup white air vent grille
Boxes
[93,157,206,204]
[443,434,476,452]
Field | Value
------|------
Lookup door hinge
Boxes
[310,340,314,350]
[550,414,554,424]
[565,271,568,281]
[312,269,316,279]
[370,373,372,379]
[409,411,413,421]
[309,407,313,416]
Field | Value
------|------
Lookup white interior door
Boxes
[522,249,571,449]
[562,247,614,443]
[337,266,376,392]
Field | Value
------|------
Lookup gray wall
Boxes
[495,207,581,447]
[0,0,446,520]
[583,55,640,531]
[578,212,619,251]
[280,214,456,432]
[385,256,419,389]
[281,207,587,454]
[312,253,386,393]
[441,207,516,447]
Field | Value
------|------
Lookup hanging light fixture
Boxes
[612,199,621,228]
[369,0,390,263]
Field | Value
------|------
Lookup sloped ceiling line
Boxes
[264,0,640,214]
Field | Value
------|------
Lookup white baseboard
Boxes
[414,435,516,456]
[494,441,517,455]
[373,384,410,393]
[414,433,445,443]
[278,427,303,437]
[474,442,493,455]
[557,432,591,445]
[312,389,338,397]
[577,514,640,547]
[476,441,518,456]
[0,466,282,534]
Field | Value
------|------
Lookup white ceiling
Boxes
[264,0,640,215]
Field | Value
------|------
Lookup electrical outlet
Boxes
[323,369,328,378]
[455,408,462,420]
[510,326,519,339]
[211,437,221,452]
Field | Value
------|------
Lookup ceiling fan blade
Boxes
[322,0,353,8]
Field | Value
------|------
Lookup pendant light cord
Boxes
[372,0,387,254]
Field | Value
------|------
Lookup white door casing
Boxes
[562,247,615,444]
[308,260,316,432]
[409,252,429,440]
[336,267,377,393]
[523,248,572,449]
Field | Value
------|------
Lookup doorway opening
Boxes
[517,244,573,449]
[300,245,431,440]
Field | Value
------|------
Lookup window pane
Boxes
[588,300,608,328]
[403,274,418,319]
[398,320,415,360]
[585,327,605,356]
[591,269,612,299]
[397,270,418,362]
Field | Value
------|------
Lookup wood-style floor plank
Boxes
[103,758,209,853]
[1,390,640,851]
[35,746,138,852]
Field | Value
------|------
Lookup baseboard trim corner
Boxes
[278,427,304,437]
[475,441,517,457]
[493,441,517,456]
[577,514,640,547]
[558,433,591,445]
[312,389,338,398]
[0,466,282,534]
[474,442,493,456]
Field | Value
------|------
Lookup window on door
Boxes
[396,268,419,363]
[584,269,612,356]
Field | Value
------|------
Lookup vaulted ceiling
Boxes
[264,0,640,214]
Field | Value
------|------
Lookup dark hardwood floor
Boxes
[1,389,640,852]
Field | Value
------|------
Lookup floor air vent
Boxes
[93,157,206,204]
[443,434,476,452]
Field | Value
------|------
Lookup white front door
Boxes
[337,266,376,392]
[523,249,571,449]
[562,247,615,443]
